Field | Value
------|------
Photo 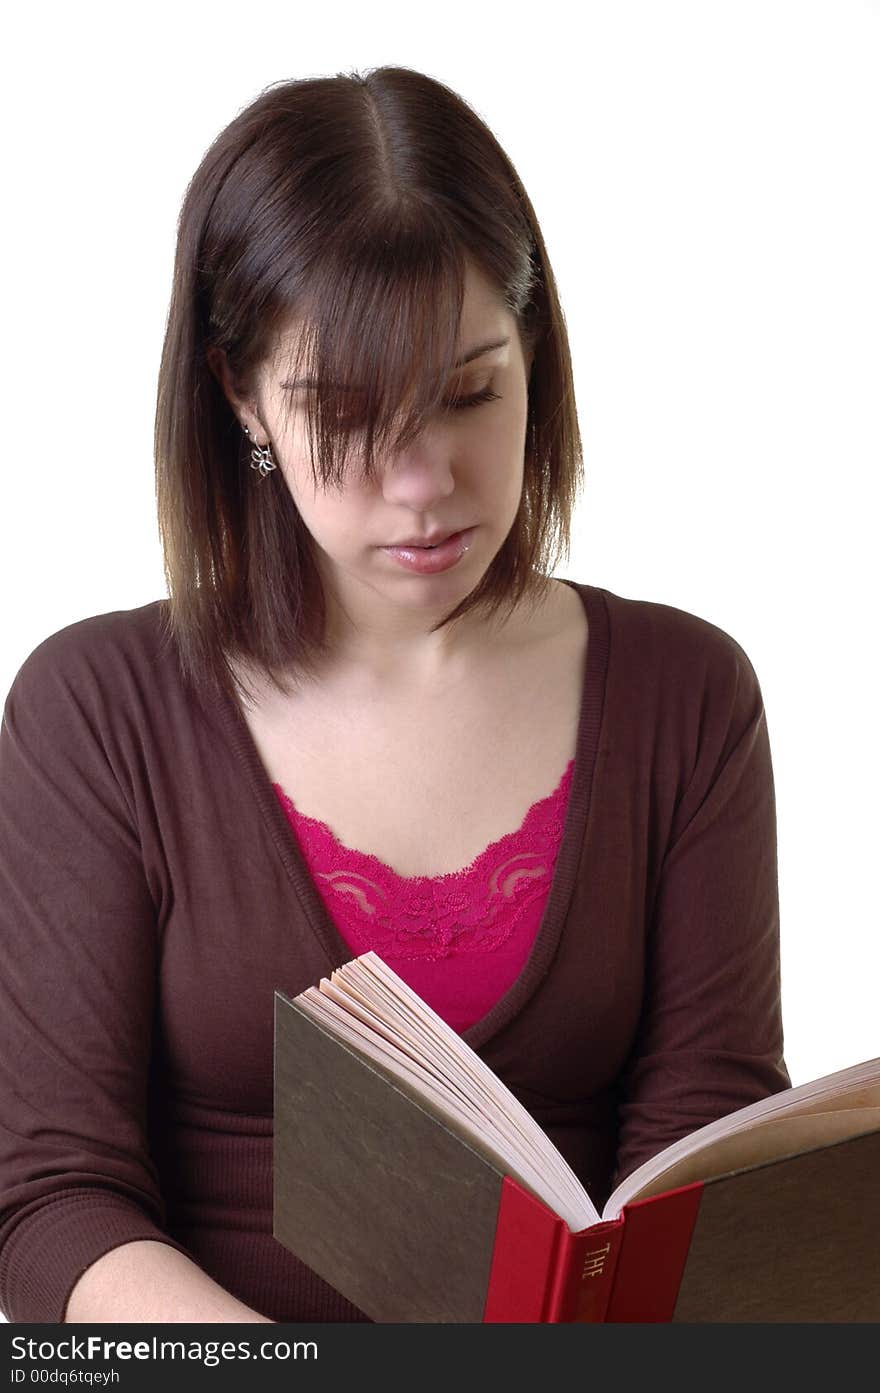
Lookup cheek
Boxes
[281,468,371,551]
[479,434,526,503]
[473,394,527,481]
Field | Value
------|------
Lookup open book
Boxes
[273,952,880,1323]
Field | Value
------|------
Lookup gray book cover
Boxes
[273,988,510,1323]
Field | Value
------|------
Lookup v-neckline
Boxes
[271,755,575,886]
[211,580,610,1053]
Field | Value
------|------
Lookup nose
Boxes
[378,437,456,512]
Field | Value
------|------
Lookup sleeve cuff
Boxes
[0,1189,193,1323]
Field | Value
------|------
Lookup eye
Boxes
[302,384,504,435]
[444,385,503,412]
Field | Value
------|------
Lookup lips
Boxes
[379,527,476,574]
[388,530,462,548]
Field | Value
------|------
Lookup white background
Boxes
[2,0,877,1181]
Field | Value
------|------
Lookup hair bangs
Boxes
[274,244,469,489]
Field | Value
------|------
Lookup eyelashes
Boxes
[446,385,502,411]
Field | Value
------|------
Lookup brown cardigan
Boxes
[0,581,790,1321]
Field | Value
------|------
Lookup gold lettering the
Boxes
[582,1242,611,1279]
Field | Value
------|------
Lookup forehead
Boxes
[455,261,512,342]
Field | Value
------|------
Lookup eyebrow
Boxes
[453,336,510,367]
[280,337,510,391]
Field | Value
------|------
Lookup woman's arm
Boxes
[612,628,791,1188]
[0,627,253,1322]
[64,1241,272,1323]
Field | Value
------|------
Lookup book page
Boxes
[608,1107,880,1207]
[297,987,524,1161]
[291,953,602,1229]
[292,989,599,1230]
[602,1059,880,1218]
[333,955,599,1221]
[335,959,590,1203]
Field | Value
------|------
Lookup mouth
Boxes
[386,529,467,549]
[378,527,476,573]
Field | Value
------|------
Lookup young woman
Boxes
[0,66,790,1324]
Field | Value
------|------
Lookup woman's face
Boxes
[219,263,532,631]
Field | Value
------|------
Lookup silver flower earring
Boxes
[243,424,277,479]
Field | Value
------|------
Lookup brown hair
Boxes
[154,64,583,705]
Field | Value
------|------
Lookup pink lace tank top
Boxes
[273,759,575,1033]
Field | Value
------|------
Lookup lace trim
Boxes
[273,759,574,961]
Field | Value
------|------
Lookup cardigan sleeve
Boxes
[611,629,791,1189]
[0,628,192,1323]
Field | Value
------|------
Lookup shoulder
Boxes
[564,582,768,758]
[1,603,184,818]
[575,581,762,691]
[4,600,174,721]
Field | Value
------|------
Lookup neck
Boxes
[323,600,490,688]
[317,569,535,689]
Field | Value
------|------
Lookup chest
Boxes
[235,595,589,879]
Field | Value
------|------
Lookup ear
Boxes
[207,345,242,407]
[206,346,262,436]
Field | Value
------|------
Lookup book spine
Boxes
[482,1177,626,1323]
[546,1218,626,1323]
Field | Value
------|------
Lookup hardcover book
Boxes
[273,952,880,1322]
